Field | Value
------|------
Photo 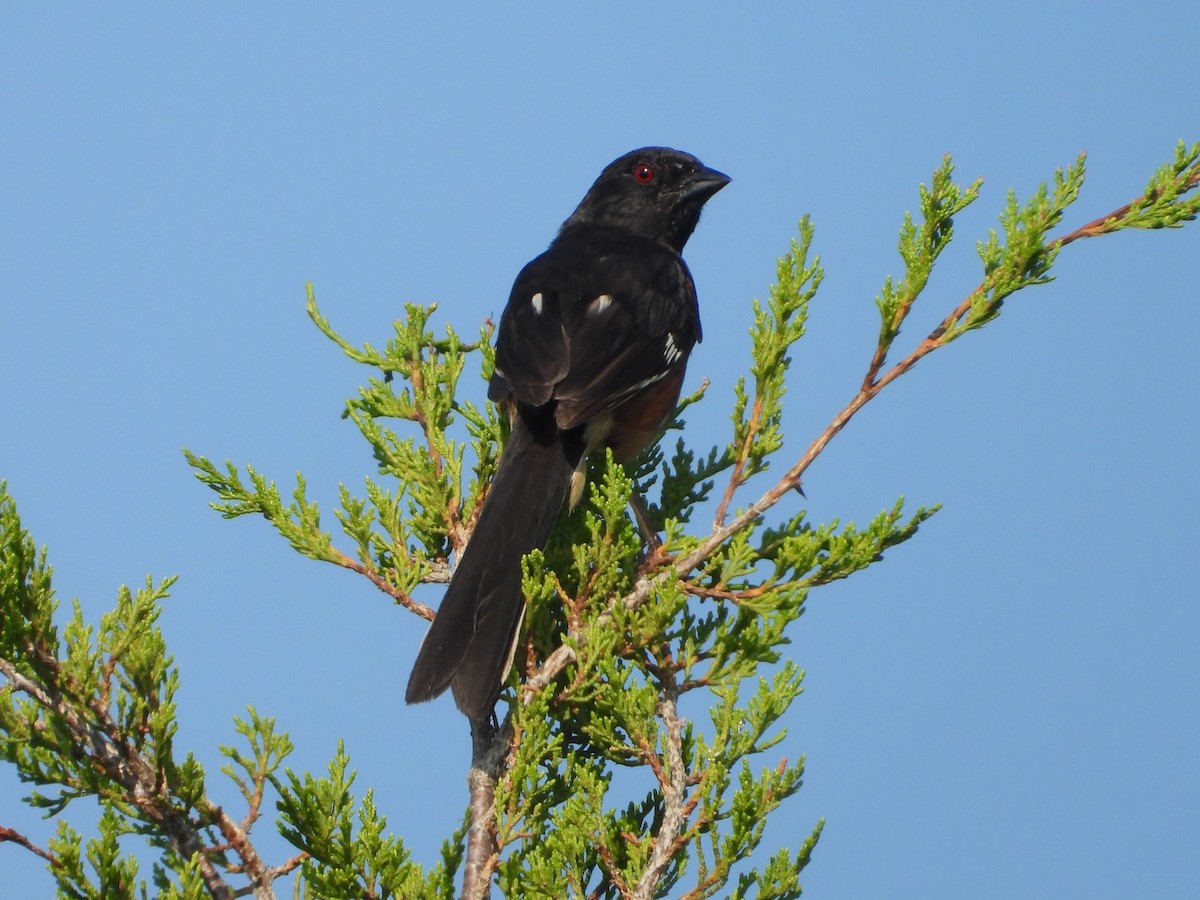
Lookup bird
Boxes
[405,147,729,720]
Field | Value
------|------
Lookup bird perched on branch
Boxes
[405,147,729,720]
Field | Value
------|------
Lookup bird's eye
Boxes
[633,162,656,184]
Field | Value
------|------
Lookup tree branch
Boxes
[526,178,1183,695]
[712,394,764,529]
[1052,163,1200,248]
[462,718,507,900]
[0,649,278,900]
[0,824,58,867]
[632,683,689,900]
[327,547,433,619]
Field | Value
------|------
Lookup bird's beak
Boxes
[683,165,731,201]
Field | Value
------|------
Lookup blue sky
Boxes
[2,4,1197,897]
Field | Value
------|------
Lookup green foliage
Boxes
[955,153,1087,338]
[49,812,144,900]
[274,741,459,899]
[732,217,822,483]
[874,157,982,360]
[0,489,182,823]
[0,483,313,897]
[3,141,1197,898]
[183,288,504,608]
[1113,139,1200,232]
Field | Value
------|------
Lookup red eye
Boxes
[633,162,656,184]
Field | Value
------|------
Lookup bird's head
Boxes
[563,147,730,252]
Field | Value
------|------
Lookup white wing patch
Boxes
[625,370,670,393]
[664,332,682,364]
[588,293,614,315]
[531,292,544,314]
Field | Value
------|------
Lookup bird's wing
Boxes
[491,236,700,429]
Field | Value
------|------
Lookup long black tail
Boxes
[405,413,575,719]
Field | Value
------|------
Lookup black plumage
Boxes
[405,147,729,720]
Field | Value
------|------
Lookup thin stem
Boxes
[631,681,689,900]
[0,825,58,867]
[461,718,507,900]
[527,181,1174,694]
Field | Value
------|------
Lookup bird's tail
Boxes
[405,413,575,719]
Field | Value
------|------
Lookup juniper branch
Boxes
[528,141,1200,694]
[0,824,57,866]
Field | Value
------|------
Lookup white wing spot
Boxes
[531,292,544,314]
[626,370,670,393]
[589,293,613,315]
[664,332,681,364]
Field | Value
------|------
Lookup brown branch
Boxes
[594,842,635,900]
[631,683,689,900]
[1052,163,1199,248]
[526,181,1173,697]
[861,282,922,391]
[1,646,287,900]
[231,854,308,899]
[683,582,773,602]
[241,767,266,833]
[197,801,278,900]
[269,853,308,879]
[628,492,661,554]
[0,654,241,899]
[327,547,433,620]
[0,824,58,866]
[461,718,507,900]
[633,733,667,788]
[712,393,764,529]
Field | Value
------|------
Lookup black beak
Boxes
[684,165,731,201]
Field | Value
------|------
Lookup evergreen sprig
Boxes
[949,153,1088,339]
[274,741,459,899]
[715,217,822,526]
[871,157,982,373]
[0,483,300,897]
[4,140,1197,898]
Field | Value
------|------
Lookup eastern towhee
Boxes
[405,147,729,720]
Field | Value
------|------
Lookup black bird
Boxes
[405,147,729,720]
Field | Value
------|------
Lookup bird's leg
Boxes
[628,491,662,558]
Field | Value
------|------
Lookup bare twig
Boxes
[0,824,58,866]
[526,180,1179,695]
[712,394,764,529]
[270,853,308,879]
[327,547,432,619]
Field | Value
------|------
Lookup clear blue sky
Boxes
[3,4,1197,897]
